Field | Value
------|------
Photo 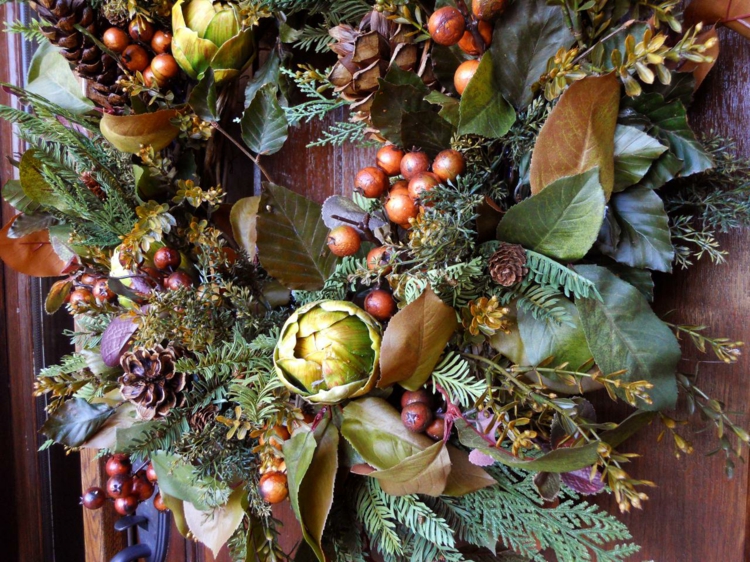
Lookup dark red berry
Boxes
[114,495,139,516]
[401,402,433,433]
[69,288,95,310]
[364,289,397,321]
[93,278,115,302]
[426,417,446,441]
[400,389,432,409]
[153,492,168,511]
[105,454,132,477]
[146,463,158,483]
[106,474,133,499]
[165,271,193,291]
[259,472,288,504]
[131,472,155,502]
[153,247,181,271]
[81,487,106,510]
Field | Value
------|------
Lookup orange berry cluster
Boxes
[400,390,445,440]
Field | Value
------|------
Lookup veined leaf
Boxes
[685,0,750,40]
[256,183,338,290]
[229,196,260,260]
[20,150,69,211]
[244,49,282,108]
[0,215,68,277]
[26,42,94,114]
[40,398,113,447]
[401,111,455,157]
[530,73,620,199]
[612,125,668,191]
[458,51,516,138]
[496,169,606,261]
[241,83,289,156]
[188,68,219,122]
[371,66,431,146]
[151,452,218,511]
[574,265,680,410]
[184,488,246,558]
[2,179,40,214]
[100,109,180,153]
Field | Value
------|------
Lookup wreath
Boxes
[2,0,749,560]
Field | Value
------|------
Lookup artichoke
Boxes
[172,0,255,83]
[274,301,382,404]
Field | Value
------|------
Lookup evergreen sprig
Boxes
[431,352,485,409]
[524,250,602,301]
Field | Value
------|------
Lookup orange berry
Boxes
[428,7,466,46]
[151,30,172,54]
[327,225,361,257]
[355,166,389,198]
[376,145,404,176]
[432,149,466,183]
[122,44,149,72]
[455,59,480,95]
[366,246,391,272]
[364,289,397,321]
[102,27,130,53]
[385,192,419,227]
[400,151,431,180]
[457,22,493,55]
[259,472,288,504]
[389,180,409,197]
[408,172,441,201]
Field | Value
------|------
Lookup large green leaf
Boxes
[489,0,574,108]
[601,187,674,272]
[370,66,431,146]
[184,488,246,558]
[241,83,288,156]
[2,179,40,214]
[378,287,459,390]
[20,150,69,211]
[244,48,282,108]
[188,68,219,122]
[26,42,94,114]
[256,183,338,290]
[457,52,516,138]
[612,125,668,191]
[40,398,113,447]
[150,452,218,510]
[496,168,606,261]
[401,111,455,158]
[431,44,471,95]
[574,265,680,410]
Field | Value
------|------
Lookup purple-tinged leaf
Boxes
[561,467,606,495]
[468,449,496,467]
[101,315,138,367]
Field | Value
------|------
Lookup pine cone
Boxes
[29,0,127,109]
[119,345,187,420]
[488,243,528,286]
[189,405,218,432]
[328,11,432,120]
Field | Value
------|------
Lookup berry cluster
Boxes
[81,454,167,516]
[102,16,178,88]
[400,390,446,440]
[256,424,291,505]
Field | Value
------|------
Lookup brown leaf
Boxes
[229,196,260,260]
[100,109,180,154]
[442,445,497,496]
[529,73,620,199]
[685,0,750,40]
[45,279,73,314]
[183,488,246,558]
[378,287,458,390]
[369,441,452,496]
[679,28,720,90]
[0,216,67,277]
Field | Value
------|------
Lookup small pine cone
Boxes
[488,243,528,286]
[189,405,218,432]
[81,171,105,200]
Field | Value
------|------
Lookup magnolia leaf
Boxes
[458,52,516,138]
[678,28,720,91]
[496,168,606,261]
[184,487,246,558]
[101,315,138,367]
[45,279,74,314]
[162,493,190,536]
[517,300,592,372]
[7,212,57,239]
[256,183,338,290]
[100,109,180,153]
[114,420,159,452]
[401,111,456,158]
[530,73,620,199]
[245,48,282,108]
[442,445,496,496]
[378,287,459,389]
[612,125,668,191]
[369,440,452,497]
[490,0,574,108]
[40,398,114,447]
[151,452,216,510]
[188,68,219,122]
[240,83,288,156]
[20,150,69,210]
[574,265,680,410]
[229,196,260,260]
[0,216,68,277]
[26,42,94,114]
[685,0,750,40]
[80,403,138,449]
[2,179,40,214]
[601,187,674,272]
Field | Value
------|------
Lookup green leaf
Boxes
[161,493,190,537]
[20,150,69,211]
[370,67,431,145]
[256,183,338,290]
[26,42,94,114]
[244,49,282,108]
[184,487,246,558]
[368,441,452,497]
[401,110,455,158]
[606,264,654,302]
[489,0,574,108]
[378,287,459,390]
[574,265,680,410]
[188,68,219,122]
[100,109,180,154]
[229,196,260,260]
[2,179,40,214]
[79,403,137,449]
[601,187,674,272]
[457,52,516,138]
[496,168,606,261]
[517,299,592,371]
[431,44,471,95]
[240,83,289,156]
[612,125,668,191]
[40,398,113,447]
[150,452,217,510]
[425,90,460,127]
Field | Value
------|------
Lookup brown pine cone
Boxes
[189,405,218,433]
[488,243,528,286]
[119,345,187,420]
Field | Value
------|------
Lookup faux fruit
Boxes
[153,493,168,512]
[81,487,106,510]
[432,149,466,183]
[122,44,150,72]
[364,289,397,321]
[407,172,440,200]
[401,402,434,433]
[143,66,155,87]
[259,472,288,504]
[106,474,133,499]
[259,425,291,450]
[131,472,155,501]
[105,453,132,477]
[129,18,155,43]
[151,30,172,54]
[327,225,361,257]
[153,246,181,271]
[151,54,180,85]
[102,27,130,53]
[376,145,404,176]
[428,7,466,46]
[69,288,95,310]
[385,192,419,227]
[472,0,508,21]
[400,151,431,180]
[146,463,158,483]
[458,21,493,55]
[80,272,99,286]
[426,417,446,440]
[114,495,139,516]
[366,246,390,271]
[165,271,193,291]
[455,59,480,95]
[355,166,389,198]
[389,180,409,197]
[93,278,115,302]
[400,389,432,408]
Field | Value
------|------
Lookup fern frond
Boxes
[431,352,485,409]
[293,257,364,305]
[355,478,403,558]
[494,281,573,326]
[524,250,602,301]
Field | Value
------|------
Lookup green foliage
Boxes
[430,352,485,409]
[524,250,602,301]
[4,18,48,43]
[293,256,363,306]
[493,280,573,326]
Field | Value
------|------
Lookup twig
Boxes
[210,122,275,184]
[330,214,380,244]
[573,20,636,65]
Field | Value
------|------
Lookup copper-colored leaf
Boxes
[685,0,750,40]
[100,109,180,153]
[0,216,67,277]
[679,28,720,90]
[530,73,620,199]
[229,196,260,260]
[45,279,73,314]
[378,287,458,390]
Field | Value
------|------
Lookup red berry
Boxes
[122,44,150,73]
[153,492,168,512]
[153,247,181,271]
[106,474,133,499]
[401,402,434,433]
[400,389,432,409]
[400,151,431,180]
[79,273,99,286]
[114,495,139,516]
[259,472,288,504]
[105,454,132,477]
[355,166,389,198]
[69,288,95,310]
[129,18,155,43]
[327,225,361,257]
[376,145,404,177]
[143,66,155,88]
[426,417,446,441]
[428,7,466,46]
[131,472,155,502]
[165,271,193,291]
[93,278,115,302]
[364,289,397,321]
[146,463,158,483]
[151,30,172,54]
[81,487,106,510]
[102,27,130,53]
[151,53,179,85]
[432,149,466,183]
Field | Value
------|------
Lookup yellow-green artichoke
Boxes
[274,301,382,404]
[172,0,255,83]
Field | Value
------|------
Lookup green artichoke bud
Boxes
[172,0,255,83]
[274,301,382,404]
